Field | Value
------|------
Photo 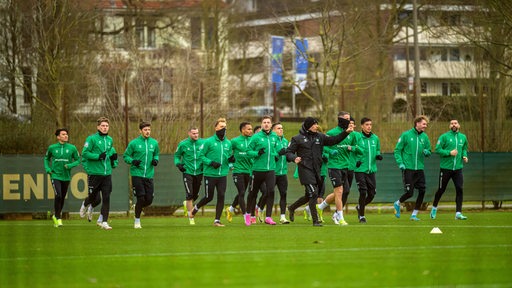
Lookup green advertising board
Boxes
[1,153,511,214]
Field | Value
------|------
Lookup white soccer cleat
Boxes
[79,202,86,218]
[332,212,340,225]
[134,222,142,229]
[86,205,93,222]
[100,222,112,230]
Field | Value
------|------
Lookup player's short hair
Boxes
[414,115,429,125]
[271,122,282,129]
[338,111,350,118]
[215,117,227,127]
[360,117,372,125]
[261,115,272,122]
[139,121,151,130]
[55,128,68,136]
[96,117,109,125]
[239,122,251,132]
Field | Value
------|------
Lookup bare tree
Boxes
[239,0,409,124]
[0,0,35,115]
[29,0,100,127]
[423,0,512,150]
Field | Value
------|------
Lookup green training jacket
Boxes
[200,134,232,177]
[275,135,289,176]
[394,127,431,170]
[354,132,381,174]
[81,131,117,176]
[324,126,358,169]
[231,135,253,174]
[247,130,278,172]
[435,130,468,170]
[174,137,204,175]
[123,135,160,179]
[44,142,80,181]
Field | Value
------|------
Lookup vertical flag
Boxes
[271,36,284,93]
[294,38,308,95]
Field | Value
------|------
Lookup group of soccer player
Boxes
[175,113,469,227]
[44,113,468,229]
[45,117,160,230]
[175,112,385,227]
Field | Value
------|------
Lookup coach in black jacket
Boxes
[286,117,353,226]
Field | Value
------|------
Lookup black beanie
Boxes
[303,117,318,130]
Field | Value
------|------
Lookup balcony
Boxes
[393,60,485,79]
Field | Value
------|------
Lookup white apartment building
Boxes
[392,4,485,99]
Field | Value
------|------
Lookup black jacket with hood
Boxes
[286,125,350,185]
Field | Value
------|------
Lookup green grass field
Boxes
[1,210,511,288]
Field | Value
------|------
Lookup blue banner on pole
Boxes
[271,36,284,92]
[294,38,308,94]
[295,39,308,74]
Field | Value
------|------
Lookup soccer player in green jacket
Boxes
[430,119,469,220]
[123,122,160,228]
[393,115,432,221]
[190,118,233,226]
[353,117,382,223]
[174,127,204,225]
[225,122,254,226]
[272,122,291,224]
[79,117,118,230]
[246,116,279,225]
[44,128,80,227]
[318,111,355,225]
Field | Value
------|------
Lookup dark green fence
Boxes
[1,153,511,214]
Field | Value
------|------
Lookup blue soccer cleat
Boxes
[393,201,401,218]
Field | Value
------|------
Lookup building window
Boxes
[419,47,427,61]
[21,67,32,104]
[421,82,427,94]
[136,19,156,49]
[442,13,461,26]
[397,10,412,25]
[449,48,460,61]
[190,17,201,49]
[147,22,156,48]
[247,0,257,12]
[430,47,448,61]
[228,57,264,74]
[113,18,130,49]
[442,82,460,96]
[442,82,448,96]
[440,49,448,61]
[205,17,216,50]
[450,82,461,96]
[394,47,406,60]
[396,82,406,94]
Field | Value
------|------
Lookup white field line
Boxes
[1,244,511,262]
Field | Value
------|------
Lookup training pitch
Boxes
[1,210,511,287]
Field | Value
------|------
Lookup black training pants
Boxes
[131,176,154,218]
[196,176,227,220]
[433,169,464,212]
[51,179,70,219]
[84,175,112,221]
